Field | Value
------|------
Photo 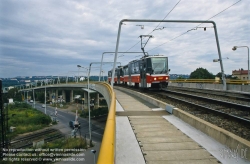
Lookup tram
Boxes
[108,55,170,89]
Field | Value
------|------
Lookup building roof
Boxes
[232,69,249,75]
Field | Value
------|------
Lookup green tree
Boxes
[37,92,45,102]
[215,72,222,79]
[190,67,215,79]
[3,88,22,103]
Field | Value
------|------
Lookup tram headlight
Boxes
[154,78,156,80]
[166,77,169,80]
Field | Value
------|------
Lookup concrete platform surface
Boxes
[114,88,250,164]
[116,116,145,164]
[164,115,250,164]
[129,116,219,164]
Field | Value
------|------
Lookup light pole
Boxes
[87,62,121,141]
[232,46,249,80]
[77,65,81,83]
[101,70,105,81]
[213,58,229,83]
[45,82,47,114]
[91,150,96,164]
[26,91,29,103]
[33,89,35,108]
[76,66,89,83]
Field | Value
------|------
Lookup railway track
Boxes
[9,128,64,149]
[167,86,250,106]
[161,89,250,122]
[115,86,250,141]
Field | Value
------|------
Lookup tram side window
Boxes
[108,71,112,77]
[124,67,127,75]
[131,63,135,74]
[120,69,124,76]
[134,62,139,74]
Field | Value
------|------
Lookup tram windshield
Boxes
[151,57,168,74]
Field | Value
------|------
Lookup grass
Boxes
[42,137,87,149]
[51,103,69,109]
[7,103,51,139]
[80,107,108,118]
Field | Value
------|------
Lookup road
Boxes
[34,102,105,142]
[30,101,106,163]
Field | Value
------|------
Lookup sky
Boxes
[0,0,249,78]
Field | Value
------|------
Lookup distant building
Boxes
[79,77,85,81]
[8,86,14,90]
[232,69,249,80]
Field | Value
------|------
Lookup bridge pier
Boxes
[55,90,58,101]
[70,90,73,103]
[95,93,99,109]
[62,90,66,102]
[49,91,52,101]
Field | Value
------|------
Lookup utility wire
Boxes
[150,0,181,34]
[147,0,242,52]
[118,0,181,57]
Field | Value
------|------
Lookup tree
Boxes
[3,88,22,103]
[37,92,45,102]
[215,72,222,79]
[189,67,215,79]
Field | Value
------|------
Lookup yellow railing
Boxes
[170,79,250,85]
[97,82,116,164]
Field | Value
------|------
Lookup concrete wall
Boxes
[169,82,250,92]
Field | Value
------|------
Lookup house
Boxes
[232,69,249,80]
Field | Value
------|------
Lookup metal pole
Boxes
[248,47,249,81]
[27,91,28,103]
[88,61,121,140]
[113,19,226,90]
[77,67,79,83]
[45,85,46,114]
[233,46,249,81]
[33,89,35,108]
[88,64,92,141]
[99,52,145,81]
[82,99,83,110]
[212,23,226,90]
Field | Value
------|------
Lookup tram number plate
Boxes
[158,77,163,79]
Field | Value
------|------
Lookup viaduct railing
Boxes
[17,81,116,163]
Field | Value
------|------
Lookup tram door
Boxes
[140,60,146,88]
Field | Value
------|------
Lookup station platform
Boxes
[114,88,249,164]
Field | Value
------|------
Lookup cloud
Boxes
[0,0,249,77]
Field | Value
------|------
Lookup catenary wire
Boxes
[117,0,182,57]
[147,0,242,52]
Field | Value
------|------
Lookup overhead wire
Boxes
[117,0,182,58]
[149,0,182,34]
[147,0,242,52]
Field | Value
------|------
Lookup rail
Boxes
[170,79,250,84]
[97,82,116,164]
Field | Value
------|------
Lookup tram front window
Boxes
[151,58,168,74]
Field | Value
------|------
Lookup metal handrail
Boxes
[97,82,116,164]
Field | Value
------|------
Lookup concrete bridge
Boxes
[16,82,250,163]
